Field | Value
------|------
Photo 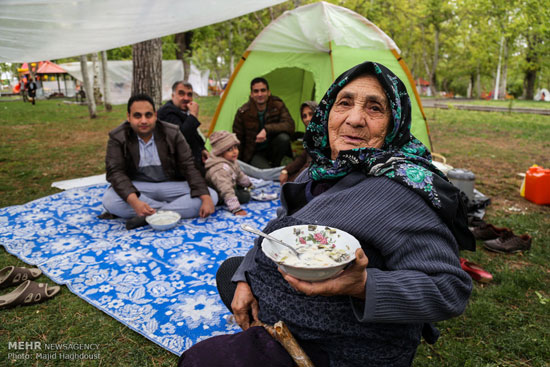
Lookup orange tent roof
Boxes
[36,61,67,74]
[416,78,430,86]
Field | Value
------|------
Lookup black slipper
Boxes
[0,280,60,309]
[0,266,42,289]
[125,216,147,230]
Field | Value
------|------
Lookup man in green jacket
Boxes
[101,94,217,229]
[232,77,295,168]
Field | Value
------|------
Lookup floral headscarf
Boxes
[304,61,475,251]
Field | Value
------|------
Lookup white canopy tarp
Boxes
[60,60,209,104]
[0,0,285,63]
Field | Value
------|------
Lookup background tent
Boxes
[60,61,209,105]
[0,0,285,63]
[534,88,550,102]
[209,1,431,150]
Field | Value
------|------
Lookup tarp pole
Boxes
[329,41,335,82]
[390,49,433,151]
[207,51,250,137]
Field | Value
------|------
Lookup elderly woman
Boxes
[179,61,474,367]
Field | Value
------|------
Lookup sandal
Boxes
[0,266,42,289]
[0,280,60,309]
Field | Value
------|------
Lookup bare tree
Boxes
[101,50,112,111]
[91,52,102,105]
[175,32,193,82]
[79,55,96,118]
[132,38,163,108]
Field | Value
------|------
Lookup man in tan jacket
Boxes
[101,94,217,229]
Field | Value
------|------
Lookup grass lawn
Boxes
[0,97,549,366]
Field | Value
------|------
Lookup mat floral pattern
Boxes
[0,182,280,355]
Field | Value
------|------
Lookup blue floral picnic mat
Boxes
[0,182,281,355]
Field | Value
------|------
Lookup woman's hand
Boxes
[279,248,369,299]
[231,282,260,330]
[279,170,289,185]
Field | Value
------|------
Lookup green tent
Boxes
[209,1,432,150]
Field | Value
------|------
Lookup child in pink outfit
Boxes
[205,131,252,216]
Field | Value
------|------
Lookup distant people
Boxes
[101,94,217,230]
[157,81,208,175]
[20,78,29,102]
[26,77,37,105]
[205,131,253,216]
[279,101,318,184]
[233,77,294,168]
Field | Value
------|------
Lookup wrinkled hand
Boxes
[201,149,210,163]
[199,194,215,218]
[255,128,267,143]
[280,248,369,299]
[231,282,259,330]
[188,101,199,117]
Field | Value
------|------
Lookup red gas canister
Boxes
[524,166,550,205]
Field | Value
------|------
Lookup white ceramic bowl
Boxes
[145,211,181,231]
[261,225,361,282]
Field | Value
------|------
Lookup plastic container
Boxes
[524,166,550,205]
[447,168,475,201]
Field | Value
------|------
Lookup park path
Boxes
[421,99,550,115]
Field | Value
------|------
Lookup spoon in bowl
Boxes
[240,224,301,257]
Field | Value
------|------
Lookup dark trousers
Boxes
[185,256,331,367]
[215,256,243,312]
[216,186,251,207]
[250,132,292,168]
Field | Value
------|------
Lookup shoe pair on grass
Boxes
[0,266,60,309]
[469,220,532,254]
[483,232,532,253]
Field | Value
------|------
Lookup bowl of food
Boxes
[261,225,361,281]
[145,210,181,231]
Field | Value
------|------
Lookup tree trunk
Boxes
[79,55,97,118]
[523,34,540,100]
[499,40,508,98]
[494,36,504,100]
[175,32,193,82]
[475,66,482,99]
[91,53,102,105]
[429,28,439,96]
[101,50,112,111]
[524,70,537,100]
[132,38,163,109]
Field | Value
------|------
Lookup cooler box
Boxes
[524,166,550,205]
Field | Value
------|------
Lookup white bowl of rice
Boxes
[145,210,181,231]
[261,225,361,282]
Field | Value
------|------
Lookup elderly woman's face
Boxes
[328,75,391,160]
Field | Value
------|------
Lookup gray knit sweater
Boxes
[233,171,472,366]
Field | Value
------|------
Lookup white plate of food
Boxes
[145,210,181,231]
[261,224,361,281]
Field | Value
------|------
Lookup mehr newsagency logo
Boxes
[7,341,101,361]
